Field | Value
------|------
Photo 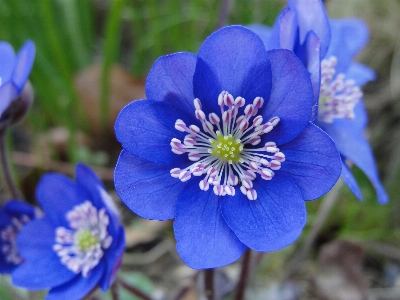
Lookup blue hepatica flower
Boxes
[0,200,36,274]
[249,0,389,204]
[12,164,125,300]
[114,25,341,269]
[0,40,35,128]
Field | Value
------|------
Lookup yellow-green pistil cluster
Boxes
[75,229,99,251]
[210,133,243,164]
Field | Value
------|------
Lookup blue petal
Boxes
[221,173,306,251]
[115,150,185,220]
[99,227,125,290]
[75,163,121,238]
[260,49,313,145]
[340,159,362,200]
[145,52,197,114]
[247,24,274,50]
[302,31,321,114]
[0,82,18,117]
[346,62,375,87]
[279,123,342,200]
[325,19,369,74]
[11,40,35,92]
[288,0,331,57]
[46,264,104,300]
[12,219,76,289]
[0,42,16,82]
[115,99,196,165]
[352,100,368,130]
[173,182,247,269]
[36,173,86,228]
[2,200,36,219]
[319,120,389,204]
[193,25,272,115]
[275,8,298,51]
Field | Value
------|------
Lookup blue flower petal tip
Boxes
[114,25,342,269]
[11,164,125,299]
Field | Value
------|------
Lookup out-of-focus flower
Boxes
[249,0,388,204]
[0,200,36,274]
[114,25,341,269]
[12,164,125,300]
[0,40,35,129]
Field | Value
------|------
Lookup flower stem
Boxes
[111,281,120,300]
[0,129,21,200]
[234,248,252,300]
[204,269,215,300]
[118,277,152,300]
[283,180,343,280]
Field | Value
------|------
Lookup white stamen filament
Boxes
[318,56,363,123]
[169,91,285,200]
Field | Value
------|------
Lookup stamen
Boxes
[318,56,363,123]
[0,214,31,265]
[169,91,285,201]
[53,201,112,277]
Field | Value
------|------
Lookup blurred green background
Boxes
[1,0,400,298]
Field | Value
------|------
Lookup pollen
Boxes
[75,229,99,251]
[210,133,242,163]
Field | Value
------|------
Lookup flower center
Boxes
[75,229,99,251]
[318,56,363,123]
[1,214,31,265]
[210,133,243,163]
[53,201,113,277]
[170,91,285,200]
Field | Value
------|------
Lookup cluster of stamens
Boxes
[318,56,363,123]
[1,214,31,265]
[53,201,112,277]
[170,91,285,200]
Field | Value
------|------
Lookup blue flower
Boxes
[0,200,36,274]
[114,25,341,269]
[0,40,35,128]
[249,0,388,204]
[11,164,125,300]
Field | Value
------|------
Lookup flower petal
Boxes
[346,62,375,87]
[288,0,331,57]
[221,173,306,251]
[274,8,298,51]
[247,24,275,50]
[260,49,313,145]
[46,263,104,300]
[99,227,125,290]
[115,99,196,165]
[325,19,369,74]
[341,159,362,200]
[36,173,86,228]
[193,25,272,115]
[279,123,342,200]
[11,40,35,92]
[0,42,16,82]
[12,218,76,289]
[146,52,197,114]
[115,150,185,220]
[173,182,246,269]
[0,82,18,118]
[319,120,389,204]
[75,163,106,210]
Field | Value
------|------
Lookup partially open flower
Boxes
[0,40,35,130]
[12,164,125,300]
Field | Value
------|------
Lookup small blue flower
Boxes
[0,40,35,128]
[0,200,36,274]
[114,25,341,269]
[249,0,388,204]
[11,164,125,300]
